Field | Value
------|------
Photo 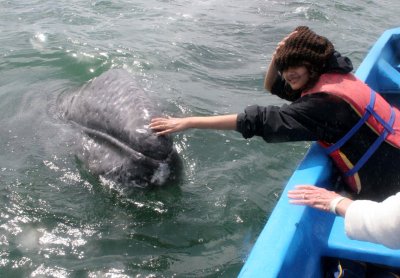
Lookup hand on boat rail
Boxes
[287,185,353,216]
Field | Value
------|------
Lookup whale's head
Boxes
[60,69,180,188]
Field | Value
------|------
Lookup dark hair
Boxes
[301,61,322,91]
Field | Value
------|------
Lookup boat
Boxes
[238,27,400,277]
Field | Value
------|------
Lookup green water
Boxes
[0,0,399,277]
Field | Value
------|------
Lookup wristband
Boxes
[329,196,346,214]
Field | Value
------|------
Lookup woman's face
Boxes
[282,65,310,90]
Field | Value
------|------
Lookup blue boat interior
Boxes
[239,27,400,278]
[357,31,400,94]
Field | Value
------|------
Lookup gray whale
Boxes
[60,69,178,188]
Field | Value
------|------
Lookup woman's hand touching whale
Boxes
[149,114,238,136]
[149,117,190,136]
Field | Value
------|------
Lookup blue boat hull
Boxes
[239,27,400,277]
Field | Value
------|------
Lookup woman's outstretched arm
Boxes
[149,114,238,136]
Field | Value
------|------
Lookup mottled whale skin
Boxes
[60,69,178,188]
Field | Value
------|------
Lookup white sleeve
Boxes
[344,192,400,249]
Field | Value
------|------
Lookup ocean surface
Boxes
[0,0,399,277]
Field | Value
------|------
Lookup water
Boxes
[0,0,399,277]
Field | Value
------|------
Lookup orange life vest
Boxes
[302,73,400,193]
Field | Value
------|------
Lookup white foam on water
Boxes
[150,162,170,186]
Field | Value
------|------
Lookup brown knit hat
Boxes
[274,26,335,72]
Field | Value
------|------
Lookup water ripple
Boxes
[0,0,399,276]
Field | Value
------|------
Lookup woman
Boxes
[150,26,400,201]
[287,185,400,249]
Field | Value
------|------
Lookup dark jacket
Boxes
[236,52,400,201]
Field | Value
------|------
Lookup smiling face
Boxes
[282,65,310,91]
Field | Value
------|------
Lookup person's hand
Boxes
[273,30,298,57]
[265,30,298,91]
[149,117,189,136]
[287,185,343,213]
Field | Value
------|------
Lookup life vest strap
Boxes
[365,105,394,133]
[325,89,376,154]
[323,89,396,176]
[345,107,395,176]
